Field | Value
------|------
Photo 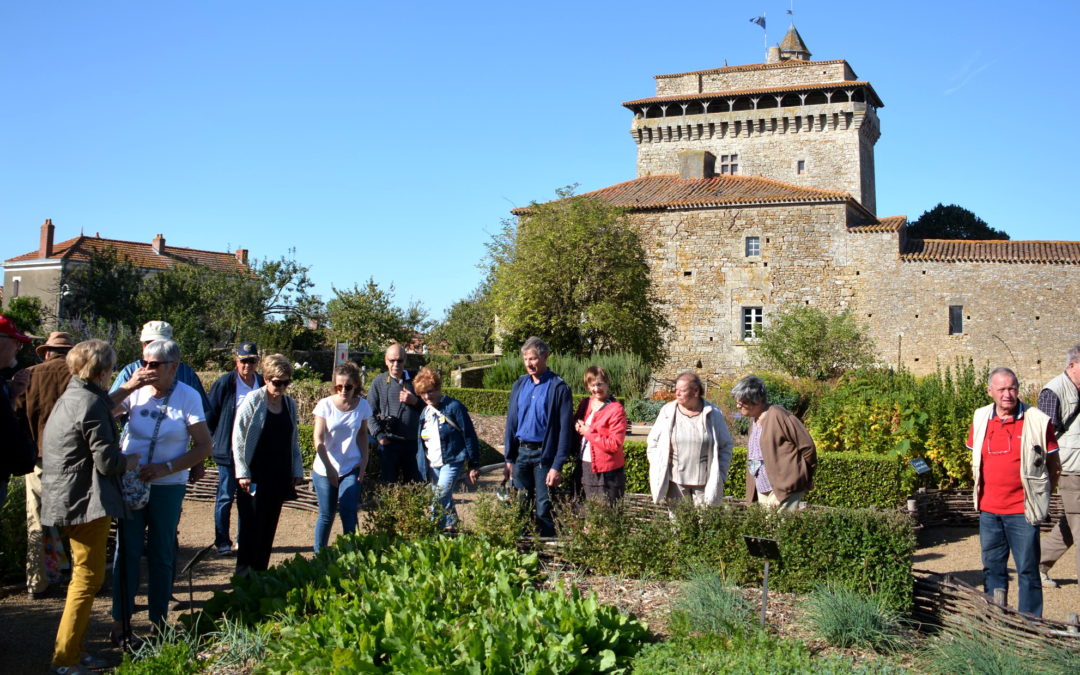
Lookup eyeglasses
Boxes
[335,384,354,392]
[239,357,258,365]
[140,360,176,369]
[270,379,291,388]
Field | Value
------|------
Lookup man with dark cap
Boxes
[0,314,36,506]
[205,341,264,555]
[16,331,75,598]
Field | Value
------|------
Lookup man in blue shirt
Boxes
[504,337,573,536]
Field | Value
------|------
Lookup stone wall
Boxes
[655,60,855,97]
[636,207,1080,384]
[632,104,878,211]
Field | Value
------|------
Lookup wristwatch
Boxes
[165,460,174,473]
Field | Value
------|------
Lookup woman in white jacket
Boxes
[647,372,733,505]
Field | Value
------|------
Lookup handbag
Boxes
[121,383,175,510]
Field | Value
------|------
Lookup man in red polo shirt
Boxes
[967,367,1060,617]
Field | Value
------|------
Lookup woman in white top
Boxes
[646,371,733,506]
[311,361,371,552]
[110,339,211,641]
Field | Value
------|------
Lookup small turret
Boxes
[779,24,811,61]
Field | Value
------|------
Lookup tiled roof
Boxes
[5,235,245,272]
[623,81,884,109]
[849,216,906,233]
[901,239,1080,264]
[511,174,853,214]
[655,59,848,79]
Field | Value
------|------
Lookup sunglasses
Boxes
[140,359,176,369]
[270,379,291,388]
[239,357,258,365]
[335,384,355,392]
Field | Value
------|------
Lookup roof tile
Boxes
[5,235,245,272]
[624,81,883,109]
[901,239,1080,264]
[655,59,848,79]
[849,216,906,233]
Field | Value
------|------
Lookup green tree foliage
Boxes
[487,188,669,367]
[326,277,429,351]
[3,297,45,336]
[61,245,144,326]
[427,282,495,354]
[906,203,1009,240]
[752,305,875,380]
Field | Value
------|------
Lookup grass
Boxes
[805,585,909,652]
[669,568,755,637]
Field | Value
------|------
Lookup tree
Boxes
[752,305,876,380]
[3,297,45,337]
[427,283,495,354]
[326,278,422,351]
[487,188,669,367]
[906,203,1009,240]
[61,245,144,326]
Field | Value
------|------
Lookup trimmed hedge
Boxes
[560,499,915,612]
[444,386,510,416]
[622,441,915,509]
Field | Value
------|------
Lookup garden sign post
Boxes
[744,535,781,626]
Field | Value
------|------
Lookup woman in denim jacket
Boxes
[413,367,480,530]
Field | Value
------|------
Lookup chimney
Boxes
[40,218,54,258]
[766,46,782,63]
[678,150,716,180]
[152,233,165,255]
[235,248,249,265]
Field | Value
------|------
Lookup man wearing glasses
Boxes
[368,344,424,483]
[205,342,264,555]
[967,367,1060,617]
[110,320,210,415]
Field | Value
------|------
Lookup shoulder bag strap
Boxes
[1058,397,1080,440]
[145,382,177,464]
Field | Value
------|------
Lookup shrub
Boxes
[0,477,28,581]
[752,304,876,380]
[624,397,664,424]
[364,483,443,540]
[808,362,988,486]
[805,585,907,652]
[444,386,511,416]
[468,491,532,548]
[669,569,754,637]
[621,442,915,509]
[560,499,915,612]
[482,352,650,399]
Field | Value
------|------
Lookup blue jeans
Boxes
[512,445,555,537]
[312,468,361,553]
[980,511,1043,617]
[214,462,238,548]
[112,484,186,626]
[427,462,463,529]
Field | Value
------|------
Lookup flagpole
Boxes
[763,12,767,55]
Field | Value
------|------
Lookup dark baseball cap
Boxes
[236,341,258,358]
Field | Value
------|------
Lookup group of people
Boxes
[3,306,1077,671]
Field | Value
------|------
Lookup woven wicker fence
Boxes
[909,488,1063,530]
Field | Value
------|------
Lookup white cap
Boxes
[140,320,174,342]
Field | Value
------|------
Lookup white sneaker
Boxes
[1039,567,1059,588]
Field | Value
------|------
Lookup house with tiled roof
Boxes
[3,219,248,321]
[517,24,1080,380]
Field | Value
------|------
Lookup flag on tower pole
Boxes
[750,14,766,54]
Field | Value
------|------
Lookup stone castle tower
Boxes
[622,25,881,213]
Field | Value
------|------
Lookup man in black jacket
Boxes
[206,342,263,555]
[368,343,423,483]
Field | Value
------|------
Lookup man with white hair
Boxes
[1038,344,1080,588]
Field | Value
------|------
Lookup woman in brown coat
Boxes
[732,375,816,511]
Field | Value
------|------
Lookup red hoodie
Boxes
[574,397,627,473]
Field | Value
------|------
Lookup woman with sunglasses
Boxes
[111,339,211,644]
[311,361,371,552]
[232,354,304,576]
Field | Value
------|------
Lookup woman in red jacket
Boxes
[573,366,628,504]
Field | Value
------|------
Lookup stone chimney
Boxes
[40,218,54,258]
[766,46,782,63]
[678,150,716,180]
[235,248,249,265]
[152,234,165,255]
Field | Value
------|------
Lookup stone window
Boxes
[720,154,739,175]
[948,305,963,335]
[745,236,761,257]
[797,160,806,175]
[742,306,763,339]
[10,277,19,298]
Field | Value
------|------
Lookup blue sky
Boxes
[3,1,1078,320]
